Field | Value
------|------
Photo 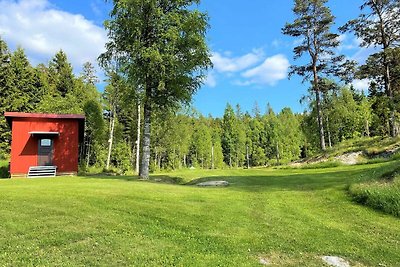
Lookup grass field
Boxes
[349,166,400,218]
[1,162,400,266]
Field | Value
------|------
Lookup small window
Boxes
[40,139,52,147]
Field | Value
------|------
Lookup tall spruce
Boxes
[222,104,236,167]
[341,0,400,136]
[10,48,39,112]
[49,50,74,97]
[282,0,343,151]
[100,0,211,179]
[0,38,12,157]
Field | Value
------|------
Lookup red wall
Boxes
[10,118,80,175]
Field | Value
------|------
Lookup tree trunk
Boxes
[86,136,91,169]
[236,153,238,167]
[316,92,326,150]
[183,154,186,168]
[365,119,370,137]
[173,148,176,169]
[106,108,115,170]
[276,142,280,165]
[383,51,396,137]
[373,0,396,137]
[326,116,332,148]
[313,75,326,150]
[246,145,250,169]
[154,148,158,171]
[135,103,141,174]
[139,99,151,179]
[211,145,214,169]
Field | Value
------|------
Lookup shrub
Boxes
[0,160,10,178]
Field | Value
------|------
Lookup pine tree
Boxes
[341,0,400,136]
[282,0,344,151]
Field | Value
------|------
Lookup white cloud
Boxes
[352,79,371,92]
[211,49,264,73]
[351,46,377,64]
[338,34,363,51]
[0,0,107,74]
[204,71,217,88]
[240,54,290,86]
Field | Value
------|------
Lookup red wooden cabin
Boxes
[5,112,85,177]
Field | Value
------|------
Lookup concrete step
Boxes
[28,166,57,178]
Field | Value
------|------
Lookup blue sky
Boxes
[0,0,372,117]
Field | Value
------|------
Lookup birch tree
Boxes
[100,0,211,179]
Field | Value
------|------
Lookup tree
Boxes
[0,37,13,157]
[221,104,236,167]
[83,100,106,167]
[233,104,246,167]
[100,0,212,179]
[358,48,400,135]
[341,0,400,136]
[192,117,212,168]
[9,48,41,112]
[276,108,303,162]
[103,71,125,170]
[282,0,344,151]
[80,62,99,86]
[49,50,74,97]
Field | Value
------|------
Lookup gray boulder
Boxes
[197,180,229,187]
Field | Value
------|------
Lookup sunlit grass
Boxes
[0,162,399,266]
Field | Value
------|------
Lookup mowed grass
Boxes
[1,163,400,266]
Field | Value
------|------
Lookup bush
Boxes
[112,142,132,174]
[0,160,10,178]
[300,160,343,169]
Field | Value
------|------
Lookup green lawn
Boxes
[0,162,399,266]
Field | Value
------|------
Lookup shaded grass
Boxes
[0,162,399,266]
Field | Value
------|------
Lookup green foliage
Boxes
[283,0,350,150]
[0,160,9,178]
[36,93,83,114]
[341,1,400,137]
[192,117,212,168]
[299,161,343,169]
[83,100,106,166]
[340,0,400,49]
[221,104,236,166]
[112,142,133,174]
[100,0,212,178]
[101,0,211,109]
[49,50,74,97]
[276,108,303,161]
